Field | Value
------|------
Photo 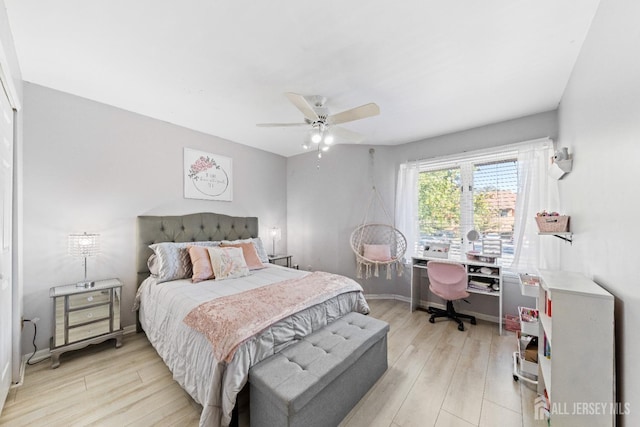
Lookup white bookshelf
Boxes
[537,269,614,427]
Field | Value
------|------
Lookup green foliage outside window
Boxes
[418,168,496,239]
[418,169,460,237]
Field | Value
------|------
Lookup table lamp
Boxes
[68,232,100,287]
[269,227,281,257]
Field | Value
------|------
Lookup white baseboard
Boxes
[364,293,500,324]
[12,325,139,388]
[11,348,50,388]
[416,300,500,324]
[364,293,411,304]
[123,324,137,335]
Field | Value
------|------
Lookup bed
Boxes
[135,213,370,427]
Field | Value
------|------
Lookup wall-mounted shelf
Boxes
[538,232,573,244]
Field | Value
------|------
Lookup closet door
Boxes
[0,82,13,413]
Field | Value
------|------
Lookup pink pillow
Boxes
[188,246,214,282]
[363,244,392,261]
[220,242,265,270]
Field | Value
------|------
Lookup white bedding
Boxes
[136,264,370,426]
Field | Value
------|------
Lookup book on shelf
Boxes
[543,290,553,317]
[468,279,497,292]
[543,332,551,359]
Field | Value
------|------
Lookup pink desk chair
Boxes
[426,261,477,331]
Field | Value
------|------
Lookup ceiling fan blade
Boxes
[256,122,308,127]
[328,103,380,125]
[330,126,365,143]
[285,92,319,121]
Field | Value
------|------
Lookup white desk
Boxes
[411,255,503,335]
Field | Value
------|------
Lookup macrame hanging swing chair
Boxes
[350,150,407,280]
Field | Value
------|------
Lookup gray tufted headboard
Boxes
[136,212,258,287]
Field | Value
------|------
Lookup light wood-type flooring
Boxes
[0,299,545,427]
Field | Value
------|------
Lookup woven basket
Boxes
[535,215,570,233]
[504,314,521,332]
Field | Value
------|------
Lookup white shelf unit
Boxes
[410,256,503,334]
[537,269,615,427]
[512,274,540,384]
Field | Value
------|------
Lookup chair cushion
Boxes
[427,261,469,300]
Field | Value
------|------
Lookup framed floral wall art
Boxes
[184,148,233,201]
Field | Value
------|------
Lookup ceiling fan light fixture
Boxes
[311,130,322,144]
[257,93,380,162]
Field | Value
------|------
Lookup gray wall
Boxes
[287,111,558,319]
[22,83,288,353]
[556,0,640,424]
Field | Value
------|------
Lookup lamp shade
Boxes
[269,227,282,256]
[269,227,281,241]
[68,233,100,258]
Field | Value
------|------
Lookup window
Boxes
[418,151,518,265]
[396,138,556,272]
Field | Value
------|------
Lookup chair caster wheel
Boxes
[513,375,519,382]
[429,317,435,324]
[471,318,477,325]
[427,307,434,314]
[458,323,465,331]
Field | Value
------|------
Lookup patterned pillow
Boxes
[149,241,219,283]
[207,246,250,280]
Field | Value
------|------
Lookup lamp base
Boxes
[76,281,95,288]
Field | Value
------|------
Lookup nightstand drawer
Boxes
[68,290,110,309]
[69,304,110,327]
[68,319,111,343]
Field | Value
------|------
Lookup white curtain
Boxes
[511,140,561,272]
[395,161,419,263]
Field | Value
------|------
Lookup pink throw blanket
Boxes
[183,271,366,363]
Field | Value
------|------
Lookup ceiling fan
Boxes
[257,92,380,155]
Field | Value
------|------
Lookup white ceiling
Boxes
[4,0,600,157]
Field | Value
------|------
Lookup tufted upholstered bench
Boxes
[249,312,389,427]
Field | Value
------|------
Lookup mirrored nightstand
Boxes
[49,278,123,368]
[268,254,297,268]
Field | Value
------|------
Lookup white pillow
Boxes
[363,244,392,261]
[251,237,269,263]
